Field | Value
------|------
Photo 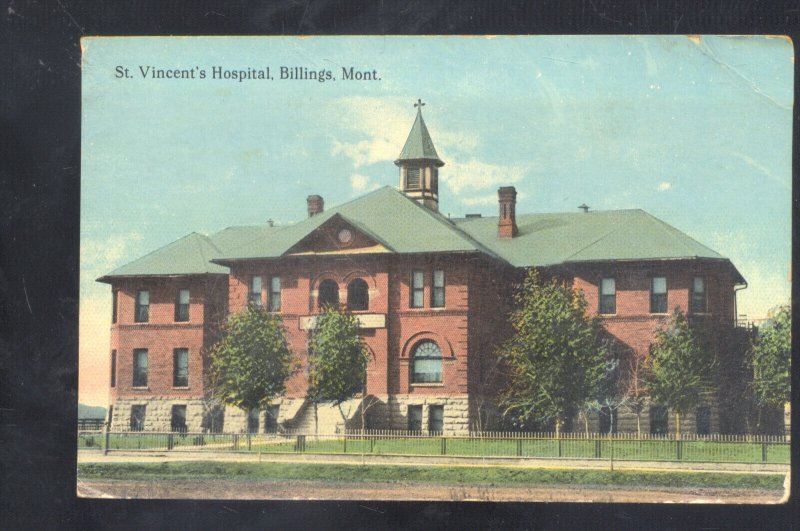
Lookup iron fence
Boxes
[79,429,790,465]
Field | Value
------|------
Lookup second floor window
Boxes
[431,270,445,308]
[112,290,118,324]
[411,271,424,308]
[690,277,707,313]
[173,348,189,387]
[250,276,262,307]
[599,278,616,314]
[347,278,369,311]
[175,289,190,321]
[650,277,667,314]
[135,290,149,323]
[269,276,281,312]
[318,279,339,309]
[110,350,116,388]
[133,348,148,387]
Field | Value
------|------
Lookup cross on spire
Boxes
[414,98,425,111]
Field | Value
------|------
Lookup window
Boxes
[130,405,146,431]
[599,278,616,314]
[171,405,187,433]
[695,406,711,435]
[247,408,259,434]
[650,405,668,435]
[599,406,617,434]
[428,405,444,433]
[318,279,339,309]
[265,405,280,433]
[690,277,707,313]
[135,290,149,322]
[175,289,190,321]
[110,350,116,388]
[133,349,148,387]
[431,270,445,308]
[650,277,667,313]
[250,276,262,307]
[173,348,189,387]
[269,276,281,312]
[410,271,424,308]
[203,406,224,434]
[347,278,369,311]
[408,405,422,431]
[406,167,421,189]
[411,340,442,384]
[112,290,118,324]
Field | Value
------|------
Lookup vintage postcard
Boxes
[78,36,792,502]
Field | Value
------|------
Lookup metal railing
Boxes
[78,429,790,465]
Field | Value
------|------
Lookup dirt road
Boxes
[76,477,785,503]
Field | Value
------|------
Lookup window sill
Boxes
[132,386,149,390]
[410,383,444,387]
[172,386,190,390]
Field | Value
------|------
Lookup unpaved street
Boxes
[77,478,785,503]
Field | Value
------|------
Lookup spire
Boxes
[395,99,444,167]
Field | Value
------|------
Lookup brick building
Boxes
[98,105,747,435]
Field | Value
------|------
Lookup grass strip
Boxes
[77,461,785,491]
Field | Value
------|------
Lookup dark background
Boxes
[1,1,797,529]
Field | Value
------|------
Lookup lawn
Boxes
[79,432,790,464]
[76,461,786,491]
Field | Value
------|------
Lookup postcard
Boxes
[78,36,792,502]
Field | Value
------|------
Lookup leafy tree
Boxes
[499,269,608,435]
[209,305,295,418]
[307,307,370,432]
[750,305,791,413]
[583,354,626,435]
[622,353,649,437]
[646,308,715,437]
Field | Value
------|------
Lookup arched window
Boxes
[347,278,369,311]
[318,279,339,309]
[411,340,442,384]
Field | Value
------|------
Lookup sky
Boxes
[80,36,793,406]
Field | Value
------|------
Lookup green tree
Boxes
[209,305,295,417]
[646,308,715,437]
[307,307,370,432]
[499,269,608,435]
[750,305,791,410]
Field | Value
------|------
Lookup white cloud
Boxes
[657,181,672,191]
[80,232,144,289]
[349,173,380,193]
[443,158,527,194]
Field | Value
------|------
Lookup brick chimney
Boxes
[498,186,518,238]
[307,195,324,217]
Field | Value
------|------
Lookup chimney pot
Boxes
[307,195,324,217]
[498,186,518,238]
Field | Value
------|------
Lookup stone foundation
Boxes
[365,395,473,435]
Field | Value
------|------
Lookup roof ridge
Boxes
[638,210,722,257]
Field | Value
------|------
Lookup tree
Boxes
[622,353,649,437]
[209,306,295,420]
[306,307,370,432]
[498,269,608,435]
[646,308,715,437]
[583,353,626,435]
[749,305,791,429]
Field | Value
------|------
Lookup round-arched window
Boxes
[411,340,442,384]
[347,278,369,311]
[318,279,339,309]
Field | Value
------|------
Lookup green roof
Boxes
[453,209,741,277]
[215,186,499,262]
[98,232,229,281]
[100,189,743,285]
[395,109,444,166]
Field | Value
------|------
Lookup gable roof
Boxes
[395,109,444,166]
[213,186,501,263]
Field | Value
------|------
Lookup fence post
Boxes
[595,439,601,459]
[167,433,174,451]
[516,438,522,457]
[441,437,447,456]
[233,434,239,451]
[557,437,562,458]
[676,440,682,461]
[762,442,768,463]
[247,433,252,451]
[103,425,110,455]
[343,435,347,454]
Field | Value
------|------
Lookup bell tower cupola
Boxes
[395,99,445,211]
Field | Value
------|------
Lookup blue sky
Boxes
[80,36,793,405]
